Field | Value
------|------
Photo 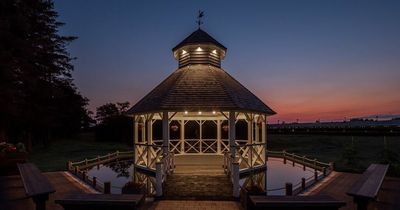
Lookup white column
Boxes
[142,117,146,143]
[247,117,252,144]
[229,111,236,158]
[255,116,259,143]
[262,117,266,144]
[147,115,153,167]
[134,117,139,144]
[217,120,221,154]
[147,117,153,145]
[180,119,185,154]
[134,117,139,165]
[162,111,169,154]
[262,116,266,163]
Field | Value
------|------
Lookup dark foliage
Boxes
[0,0,92,149]
[95,102,132,145]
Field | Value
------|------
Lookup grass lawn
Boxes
[29,139,131,172]
[269,134,400,176]
[29,134,400,176]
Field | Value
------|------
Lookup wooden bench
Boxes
[55,193,145,210]
[347,163,389,210]
[17,163,56,210]
[249,195,346,210]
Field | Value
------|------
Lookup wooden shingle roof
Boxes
[172,29,227,51]
[127,65,276,115]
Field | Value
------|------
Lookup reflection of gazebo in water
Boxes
[126,28,276,198]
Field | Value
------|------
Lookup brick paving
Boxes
[163,174,233,200]
[162,155,233,200]
[146,200,242,210]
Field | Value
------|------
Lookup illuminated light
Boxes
[198,111,202,115]
[212,111,216,114]
[196,47,202,51]
[212,49,217,54]
[184,111,188,114]
[182,50,187,55]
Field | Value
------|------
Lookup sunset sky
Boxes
[54,0,400,123]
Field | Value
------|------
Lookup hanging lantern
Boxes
[222,124,229,132]
[170,124,179,132]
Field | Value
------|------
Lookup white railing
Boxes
[154,138,230,154]
[235,143,266,172]
[134,143,163,169]
[68,150,133,170]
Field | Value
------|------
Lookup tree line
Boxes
[1,0,133,150]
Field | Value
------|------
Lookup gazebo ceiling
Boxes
[126,65,276,115]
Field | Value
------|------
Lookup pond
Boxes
[85,157,321,195]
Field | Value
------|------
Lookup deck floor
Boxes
[306,171,400,210]
[164,155,233,200]
[0,171,93,210]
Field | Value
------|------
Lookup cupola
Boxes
[172,29,226,68]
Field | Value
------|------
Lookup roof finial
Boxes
[196,10,204,28]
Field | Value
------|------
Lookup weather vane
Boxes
[196,10,204,28]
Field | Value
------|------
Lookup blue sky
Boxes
[54,0,400,122]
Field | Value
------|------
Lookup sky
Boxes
[54,0,400,123]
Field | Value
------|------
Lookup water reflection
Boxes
[86,157,321,195]
[240,157,321,195]
[86,159,155,195]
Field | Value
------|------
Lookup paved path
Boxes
[0,171,93,210]
[305,171,400,210]
[163,155,233,200]
[145,200,242,210]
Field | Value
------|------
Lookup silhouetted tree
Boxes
[95,102,132,145]
[0,0,91,149]
[95,102,130,124]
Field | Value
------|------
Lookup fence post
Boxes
[232,161,240,198]
[283,150,286,164]
[104,182,111,194]
[329,162,334,171]
[313,159,317,168]
[285,182,293,196]
[314,170,318,181]
[92,176,97,188]
[82,171,86,182]
[301,178,306,190]
[156,161,163,197]
[323,167,327,176]
[116,150,119,158]
[85,158,88,165]
[66,161,71,171]
[74,166,79,174]
[302,156,306,171]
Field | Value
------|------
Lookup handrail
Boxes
[69,150,134,170]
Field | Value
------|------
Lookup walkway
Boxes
[0,171,93,210]
[163,155,233,200]
[305,171,400,210]
[146,200,241,210]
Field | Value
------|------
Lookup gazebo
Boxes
[126,28,276,197]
